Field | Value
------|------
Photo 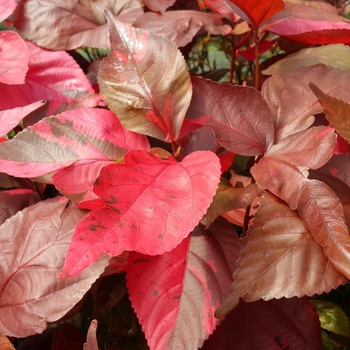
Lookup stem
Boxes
[254,29,260,90]
[229,41,236,84]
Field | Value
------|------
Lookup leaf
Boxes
[0,197,110,337]
[0,107,141,179]
[0,31,29,85]
[215,191,347,318]
[265,126,336,170]
[261,64,350,142]
[266,2,350,44]
[98,12,192,142]
[11,0,144,50]
[0,0,17,22]
[126,224,234,350]
[0,41,94,114]
[187,77,274,156]
[134,11,231,47]
[83,320,99,350]
[0,189,41,225]
[296,180,350,280]
[0,100,46,137]
[203,0,239,23]
[226,0,284,29]
[312,300,350,337]
[202,177,258,228]
[0,334,15,350]
[144,0,176,13]
[309,83,350,143]
[263,45,350,75]
[204,298,322,350]
[52,323,85,350]
[60,150,221,277]
[318,154,350,188]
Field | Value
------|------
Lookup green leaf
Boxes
[312,300,350,337]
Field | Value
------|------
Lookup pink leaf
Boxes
[83,320,99,350]
[0,107,145,179]
[11,0,144,50]
[187,77,274,156]
[126,224,234,350]
[0,41,94,114]
[0,31,29,85]
[203,0,240,23]
[204,298,321,349]
[0,0,17,22]
[134,11,231,47]
[0,100,46,137]
[0,197,110,337]
[98,12,192,142]
[144,0,176,13]
[60,150,221,277]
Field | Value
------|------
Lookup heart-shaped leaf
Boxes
[98,12,192,142]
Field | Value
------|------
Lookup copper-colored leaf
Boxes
[98,12,192,142]
[0,197,109,337]
[0,334,15,350]
[309,83,350,143]
[215,191,347,318]
[11,0,144,50]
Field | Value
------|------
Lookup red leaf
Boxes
[0,31,29,85]
[238,40,275,62]
[229,0,284,29]
[11,0,144,50]
[0,107,145,179]
[0,0,17,22]
[60,150,221,277]
[0,197,109,337]
[134,11,231,47]
[215,191,347,317]
[0,100,45,137]
[144,0,176,13]
[52,323,85,350]
[266,2,350,44]
[0,41,94,114]
[0,189,41,225]
[98,12,192,142]
[318,154,350,187]
[205,298,322,349]
[187,77,274,156]
[126,224,235,350]
[83,320,99,350]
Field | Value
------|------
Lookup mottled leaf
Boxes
[0,107,144,179]
[60,150,221,277]
[11,0,144,50]
[83,320,99,350]
[0,41,94,114]
[202,177,258,228]
[263,45,350,75]
[187,77,274,156]
[215,191,347,318]
[98,12,192,142]
[126,225,233,350]
[312,300,350,337]
[0,100,46,137]
[309,83,350,143]
[0,197,109,337]
[207,298,322,349]
[262,64,350,141]
[0,31,29,85]
[134,11,231,47]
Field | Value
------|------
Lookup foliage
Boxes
[1,0,350,349]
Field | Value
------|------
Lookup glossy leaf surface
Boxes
[98,12,192,142]
[60,150,221,277]
[0,197,109,337]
